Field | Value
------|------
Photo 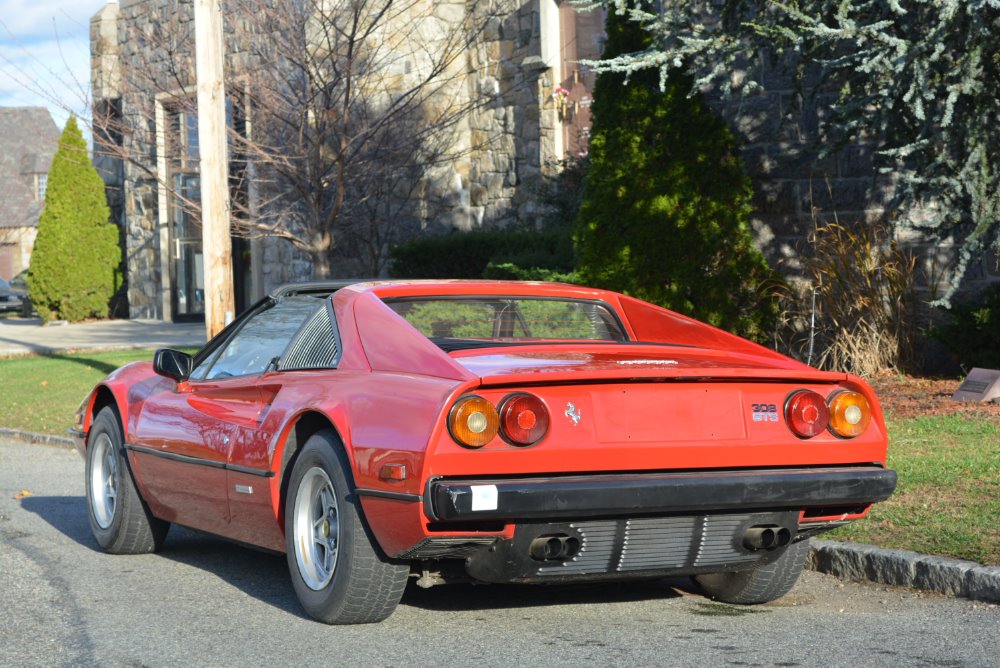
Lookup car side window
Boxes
[200,297,326,380]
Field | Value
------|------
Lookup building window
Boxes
[162,101,248,319]
[35,173,48,202]
[165,106,205,319]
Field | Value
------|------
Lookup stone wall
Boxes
[91,0,571,313]
[712,57,1000,300]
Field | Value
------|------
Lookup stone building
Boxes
[90,0,604,321]
[0,108,60,281]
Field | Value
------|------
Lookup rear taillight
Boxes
[448,395,499,448]
[828,390,872,438]
[785,390,830,438]
[499,393,549,446]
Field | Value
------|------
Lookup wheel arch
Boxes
[275,410,352,525]
[82,385,123,448]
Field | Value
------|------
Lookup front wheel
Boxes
[695,538,810,604]
[285,431,409,624]
[85,406,169,553]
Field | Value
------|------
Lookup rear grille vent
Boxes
[536,513,762,577]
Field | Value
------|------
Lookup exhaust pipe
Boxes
[529,535,581,562]
[743,525,793,551]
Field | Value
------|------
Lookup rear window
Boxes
[383,297,627,348]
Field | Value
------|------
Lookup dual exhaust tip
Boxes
[529,534,582,562]
[743,525,793,551]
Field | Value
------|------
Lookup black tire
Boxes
[285,430,409,624]
[695,538,810,604]
[85,406,169,553]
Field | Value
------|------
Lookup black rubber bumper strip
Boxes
[427,466,898,522]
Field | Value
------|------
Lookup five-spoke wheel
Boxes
[292,466,340,590]
[285,431,409,624]
[88,431,119,530]
[85,406,169,553]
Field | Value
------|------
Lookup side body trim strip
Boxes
[355,487,421,502]
[125,443,275,478]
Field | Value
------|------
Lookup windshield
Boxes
[383,297,627,350]
[0,278,11,290]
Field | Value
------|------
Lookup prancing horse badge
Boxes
[565,402,581,426]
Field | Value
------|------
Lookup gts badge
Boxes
[751,403,779,423]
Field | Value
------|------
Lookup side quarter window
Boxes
[281,302,340,370]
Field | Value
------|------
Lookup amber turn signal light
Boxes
[499,393,549,446]
[828,390,872,438]
[448,395,499,448]
[785,390,830,439]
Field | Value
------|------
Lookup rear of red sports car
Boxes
[73,280,895,624]
[363,285,896,603]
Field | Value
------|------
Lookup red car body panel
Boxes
[74,280,893,562]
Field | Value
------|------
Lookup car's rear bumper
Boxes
[426,466,897,522]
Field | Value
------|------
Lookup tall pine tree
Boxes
[575,2,777,341]
[27,116,120,322]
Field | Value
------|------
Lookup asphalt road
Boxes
[1,438,997,668]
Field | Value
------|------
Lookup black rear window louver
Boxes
[282,306,338,370]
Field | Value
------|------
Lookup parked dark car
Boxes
[0,277,26,313]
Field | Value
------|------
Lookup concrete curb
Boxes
[0,428,75,449]
[808,539,1000,604]
[3,430,998,604]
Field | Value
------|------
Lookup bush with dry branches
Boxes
[777,222,919,377]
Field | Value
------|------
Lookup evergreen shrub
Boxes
[930,284,1000,371]
[27,117,121,322]
[389,226,575,282]
[574,1,779,342]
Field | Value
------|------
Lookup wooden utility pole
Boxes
[194,0,234,338]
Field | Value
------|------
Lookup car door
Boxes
[224,300,343,551]
[131,296,326,539]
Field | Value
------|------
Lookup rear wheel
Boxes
[285,431,409,624]
[85,406,169,553]
[695,538,810,604]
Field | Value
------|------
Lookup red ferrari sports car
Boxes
[73,280,896,624]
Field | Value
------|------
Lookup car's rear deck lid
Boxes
[452,346,843,386]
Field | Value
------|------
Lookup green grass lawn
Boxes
[1,350,997,565]
[0,349,171,435]
[830,414,1000,566]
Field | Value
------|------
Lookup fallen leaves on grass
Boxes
[869,373,1000,421]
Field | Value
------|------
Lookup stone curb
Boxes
[0,428,75,449]
[3,429,998,604]
[808,539,1000,604]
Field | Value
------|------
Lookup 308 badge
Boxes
[751,403,779,423]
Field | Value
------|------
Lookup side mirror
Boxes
[153,348,193,382]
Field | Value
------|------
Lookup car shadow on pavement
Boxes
[401,576,691,612]
[20,495,95,548]
[21,495,699,619]
[20,495,308,618]
[155,528,306,617]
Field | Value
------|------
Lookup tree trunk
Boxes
[311,249,332,280]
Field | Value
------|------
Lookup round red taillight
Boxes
[785,390,830,439]
[499,393,549,446]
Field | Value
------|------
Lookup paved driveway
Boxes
[1,438,997,667]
